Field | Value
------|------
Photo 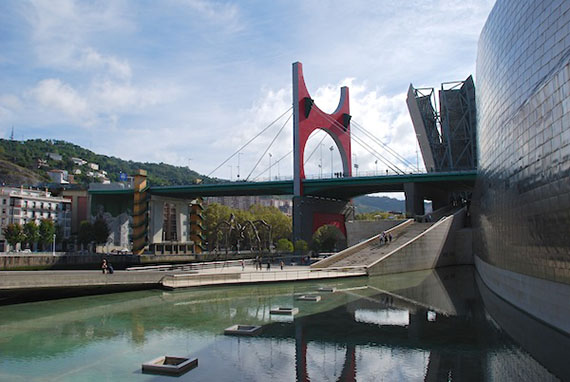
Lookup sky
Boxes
[0,0,495,183]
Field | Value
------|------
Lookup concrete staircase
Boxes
[316,222,434,268]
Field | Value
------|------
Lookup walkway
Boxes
[320,222,434,268]
[0,263,366,297]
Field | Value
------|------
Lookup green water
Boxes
[0,266,567,381]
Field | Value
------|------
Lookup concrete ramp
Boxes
[311,219,432,269]
[312,207,471,277]
[367,207,470,276]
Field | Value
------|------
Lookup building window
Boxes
[162,203,178,241]
[2,199,5,205]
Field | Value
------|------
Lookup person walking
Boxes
[280,260,284,270]
[101,259,108,274]
[266,261,271,271]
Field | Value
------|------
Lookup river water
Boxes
[0,266,567,381]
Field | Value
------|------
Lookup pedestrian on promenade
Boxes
[101,259,108,274]
[108,262,114,274]
[240,259,245,271]
[280,260,284,270]
[388,233,392,243]
[267,261,271,271]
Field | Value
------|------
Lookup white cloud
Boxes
[180,0,244,33]
[29,78,90,119]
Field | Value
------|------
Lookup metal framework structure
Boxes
[407,75,477,172]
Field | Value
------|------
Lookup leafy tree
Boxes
[78,220,94,251]
[23,221,39,250]
[294,239,308,254]
[248,204,291,243]
[312,224,344,252]
[92,216,110,244]
[39,219,56,251]
[3,223,24,250]
[276,238,293,252]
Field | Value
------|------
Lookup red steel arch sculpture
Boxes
[292,62,352,242]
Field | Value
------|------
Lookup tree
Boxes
[23,221,39,250]
[39,219,56,251]
[276,238,293,252]
[92,216,110,244]
[312,224,344,252]
[78,220,94,251]
[3,223,24,250]
[294,239,308,254]
[248,204,292,243]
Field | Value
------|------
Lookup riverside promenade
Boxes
[0,261,366,304]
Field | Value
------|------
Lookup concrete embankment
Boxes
[0,270,167,305]
[0,252,289,271]
[0,265,366,305]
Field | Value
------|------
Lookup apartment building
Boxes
[0,187,72,251]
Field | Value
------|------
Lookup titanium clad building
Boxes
[475,0,570,333]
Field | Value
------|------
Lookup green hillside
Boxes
[0,139,216,187]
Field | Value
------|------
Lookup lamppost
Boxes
[52,233,56,256]
[237,153,243,180]
[353,153,358,176]
[268,153,272,181]
[415,134,421,172]
[329,146,334,178]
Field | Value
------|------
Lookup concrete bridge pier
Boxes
[404,183,449,217]
[293,196,352,245]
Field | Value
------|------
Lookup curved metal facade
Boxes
[476,0,570,284]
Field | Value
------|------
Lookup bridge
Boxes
[90,62,477,253]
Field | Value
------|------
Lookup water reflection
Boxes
[0,266,567,381]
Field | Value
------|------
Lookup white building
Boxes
[47,169,69,184]
[47,152,62,161]
[0,187,72,251]
[71,157,87,166]
[88,163,99,170]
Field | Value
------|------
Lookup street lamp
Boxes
[52,233,56,256]
[237,153,243,179]
[329,146,334,178]
[268,153,272,181]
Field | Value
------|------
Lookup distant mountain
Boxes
[353,195,405,213]
[0,139,216,187]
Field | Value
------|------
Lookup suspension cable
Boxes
[312,107,405,174]
[251,150,292,181]
[207,107,292,178]
[245,113,292,181]
[351,120,416,169]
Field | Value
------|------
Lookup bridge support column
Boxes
[405,183,450,218]
[404,183,425,217]
[293,196,350,247]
